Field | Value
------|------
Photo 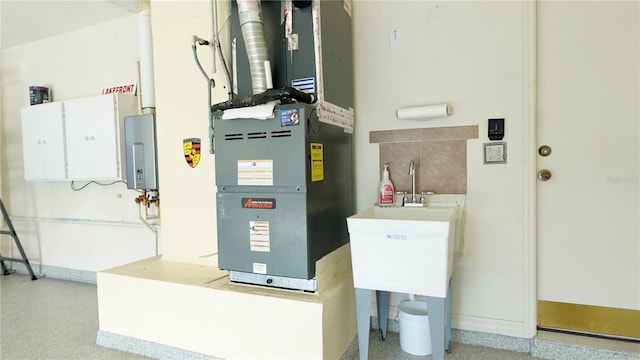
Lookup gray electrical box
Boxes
[124,114,158,190]
[214,104,353,291]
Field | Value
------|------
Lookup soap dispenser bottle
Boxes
[378,164,395,206]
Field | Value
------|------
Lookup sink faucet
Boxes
[409,160,417,203]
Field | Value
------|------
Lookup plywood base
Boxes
[97,245,357,359]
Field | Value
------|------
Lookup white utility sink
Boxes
[347,204,458,298]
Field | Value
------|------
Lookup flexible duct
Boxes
[237,0,269,94]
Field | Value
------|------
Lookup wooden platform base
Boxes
[97,245,357,359]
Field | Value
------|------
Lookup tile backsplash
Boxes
[370,126,478,194]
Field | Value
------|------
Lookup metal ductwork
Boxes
[237,0,269,94]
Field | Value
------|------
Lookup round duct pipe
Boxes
[107,0,155,113]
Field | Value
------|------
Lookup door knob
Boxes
[538,145,552,157]
[537,169,552,181]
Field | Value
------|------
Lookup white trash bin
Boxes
[398,300,432,356]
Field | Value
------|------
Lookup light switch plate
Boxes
[389,28,401,48]
[484,142,507,164]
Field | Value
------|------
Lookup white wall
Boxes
[150,1,229,265]
[352,1,533,337]
[1,16,157,273]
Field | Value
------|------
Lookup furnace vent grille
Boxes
[224,133,244,141]
[271,130,292,138]
[223,130,293,141]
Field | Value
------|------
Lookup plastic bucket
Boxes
[398,300,432,356]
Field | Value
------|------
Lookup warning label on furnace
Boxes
[310,143,324,182]
[249,220,270,252]
[238,160,273,186]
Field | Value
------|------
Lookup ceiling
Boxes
[1,1,132,50]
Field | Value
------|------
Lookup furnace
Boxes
[214,103,351,291]
[211,0,354,291]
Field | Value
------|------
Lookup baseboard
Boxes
[97,331,220,360]
[371,316,530,353]
[6,262,96,284]
[453,313,531,338]
[371,317,639,360]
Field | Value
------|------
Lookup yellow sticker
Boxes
[310,143,324,182]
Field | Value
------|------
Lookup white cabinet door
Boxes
[64,94,121,180]
[20,94,137,181]
[20,102,66,181]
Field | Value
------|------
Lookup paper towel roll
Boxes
[396,104,451,120]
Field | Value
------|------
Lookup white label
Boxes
[250,221,270,252]
[316,102,354,133]
[238,160,273,186]
[386,234,408,241]
[389,29,401,49]
[253,262,267,274]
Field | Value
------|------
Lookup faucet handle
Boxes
[396,191,408,206]
[394,191,407,207]
[419,191,434,203]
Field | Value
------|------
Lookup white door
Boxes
[537,1,639,338]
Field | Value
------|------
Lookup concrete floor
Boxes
[1,273,149,360]
[1,272,637,360]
